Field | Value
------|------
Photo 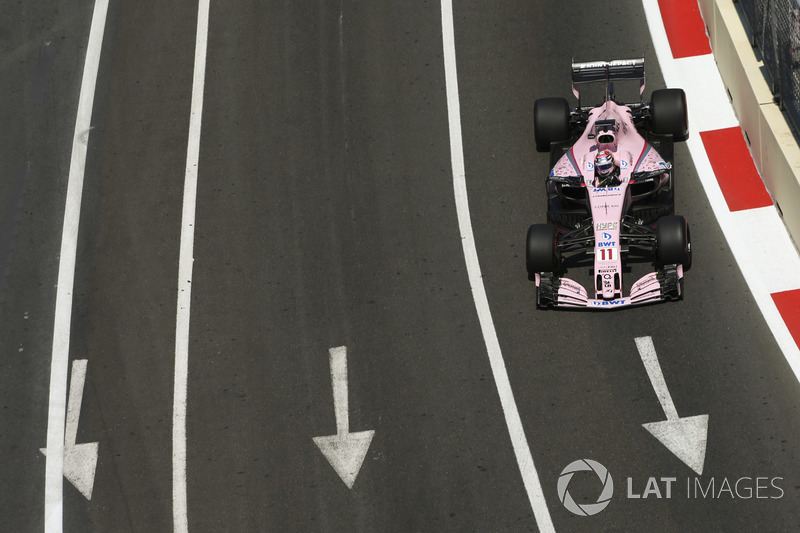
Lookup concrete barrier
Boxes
[698,0,800,249]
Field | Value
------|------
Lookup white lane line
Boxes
[440,2,554,531]
[44,0,108,530]
[173,0,210,531]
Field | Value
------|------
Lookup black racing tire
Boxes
[656,215,692,270]
[650,88,689,141]
[526,224,560,276]
[534,97,570,152]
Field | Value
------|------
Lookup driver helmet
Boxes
[595,149,615,178]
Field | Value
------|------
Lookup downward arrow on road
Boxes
[313,346,374,489]
[41,359,98,500]
[635,336,709,475]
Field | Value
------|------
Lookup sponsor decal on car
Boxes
[591,298,628,306]
[594,201,621,215]
[560,279,585,293]
[596,222,619,231]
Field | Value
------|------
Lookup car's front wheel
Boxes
[656,215,692,270]
[526,223,560,277]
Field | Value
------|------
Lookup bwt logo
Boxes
[592,299,626,306]
[557,459,614,516]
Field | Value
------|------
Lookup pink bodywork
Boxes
[537,100,682,308]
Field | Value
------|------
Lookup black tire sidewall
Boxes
[650,89,688,141]
[534,98,570,152]
[526,224,559,274]
[656,215,691,267]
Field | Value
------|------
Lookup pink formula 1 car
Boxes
[526,58,692,309]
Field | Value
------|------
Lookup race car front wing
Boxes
[536,265,683,309]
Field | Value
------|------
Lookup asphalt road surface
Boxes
[1,1,800,531]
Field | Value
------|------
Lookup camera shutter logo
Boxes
[557,459,614,516]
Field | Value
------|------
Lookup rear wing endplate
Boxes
[571,58,645,106]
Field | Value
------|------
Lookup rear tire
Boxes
[526,224,560,276]
[650,89,688,141]
[656,215,692,270]
[534,98,570,152]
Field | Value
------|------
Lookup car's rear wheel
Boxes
[534,97,570,152]
[650,88,688,141]
[526,224,560,276]
[656,215,692,270]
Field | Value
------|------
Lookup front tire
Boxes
[526,224,560,276]
[656,215,692,270]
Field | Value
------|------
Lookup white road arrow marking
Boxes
[313,346,374,489]
[41,359,98,500]
[636,336,709,475]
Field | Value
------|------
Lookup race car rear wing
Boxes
[571,58,645,106]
